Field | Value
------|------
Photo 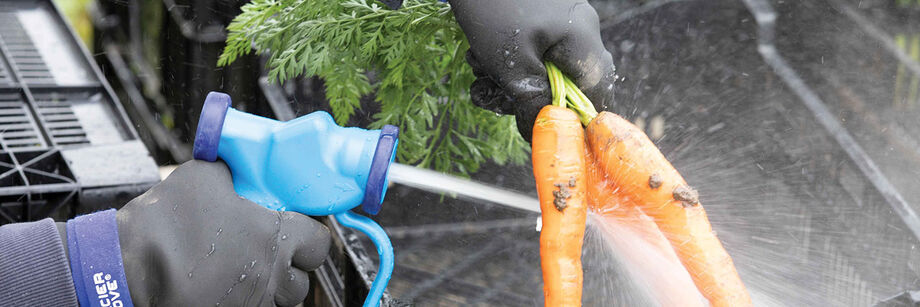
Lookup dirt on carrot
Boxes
[672,185,700,207]
[552,179,575,211]
[648,173,663,189]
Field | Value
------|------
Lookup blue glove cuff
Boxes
[66,209,135,307]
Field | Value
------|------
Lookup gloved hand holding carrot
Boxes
[447,1,748,303]
[530,63,752,306]
[449,0,617,142]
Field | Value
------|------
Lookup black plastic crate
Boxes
[0,0,159,224]
[160,0,268,141]
[91,0,268,164]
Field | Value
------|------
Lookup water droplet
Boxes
[227,288,232,294]
[289,273,295,281]
[216,228,222,236]
[315,172,321,177]
[207,244,215,257]
[271,245,277,251]
[239,274,247,282]
[503,50,510,56]
[512,28,520,35]
[506,60,515,68]
[187,272,193,278]
[568,20,572,23]
[281,235,288,240]
[250,260,257,268]
[173,203,178,211]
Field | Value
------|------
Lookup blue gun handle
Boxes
[334,211,394,307]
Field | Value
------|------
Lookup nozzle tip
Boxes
[193,92,232,162]
[362,125,399,215]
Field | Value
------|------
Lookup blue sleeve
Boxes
[0,218,79,306]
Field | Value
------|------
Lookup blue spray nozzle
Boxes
[192,92,398,215]
[192,92,397,307]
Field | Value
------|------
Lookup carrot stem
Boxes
[544,62,598,125]
[547,62,567,108]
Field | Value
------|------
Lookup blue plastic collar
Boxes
[193,92,232,162]
[361,125,399,215]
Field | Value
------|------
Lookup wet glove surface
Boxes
[116,160,331,306]
[448,0,617,141]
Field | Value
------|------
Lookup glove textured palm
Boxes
[115,161,331,306]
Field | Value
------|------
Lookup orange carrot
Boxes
[540,62,748,305]
[585,111,751,307]
[532,105,588,307]
[586,150,707,306]
[586,148,684,276]
[586,148,672,255]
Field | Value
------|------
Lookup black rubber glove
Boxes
[448,0,617,141]
[115,160,331,306]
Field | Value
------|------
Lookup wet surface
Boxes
[339,0,920,305]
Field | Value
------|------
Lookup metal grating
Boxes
[388,228,539,305]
